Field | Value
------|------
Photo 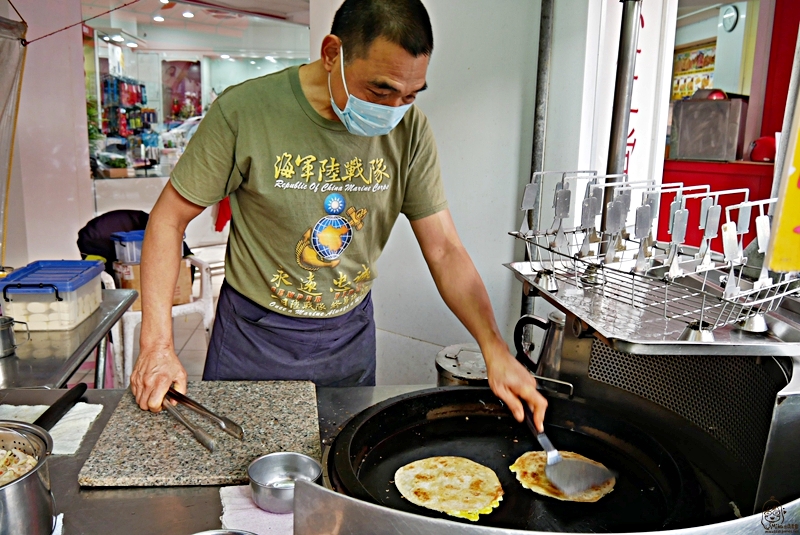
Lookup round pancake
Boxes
[509,451,615,502]
[394,456,504,521]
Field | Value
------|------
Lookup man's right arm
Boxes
[130,182,205,412]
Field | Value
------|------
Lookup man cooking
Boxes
[130,0,548,431]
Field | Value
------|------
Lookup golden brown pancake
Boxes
[509,451,615,502]
[394,456,504,521]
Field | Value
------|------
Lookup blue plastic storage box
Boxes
[111,230,145,264]
[1,260,104,331]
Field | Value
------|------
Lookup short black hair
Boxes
[330,0,433,62]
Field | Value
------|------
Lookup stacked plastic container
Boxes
[111,230,145,264]
[1,261,104,331]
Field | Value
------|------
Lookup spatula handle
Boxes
[522,403,562,466]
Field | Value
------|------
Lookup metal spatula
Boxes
[604,200,624,264]
[633,204,652,274]
[753,207,773,290]
[522,404,614,496]
[550,186,572,250]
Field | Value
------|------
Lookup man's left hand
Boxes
[484,346,548,432]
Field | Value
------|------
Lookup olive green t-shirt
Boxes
[170,66,448,318]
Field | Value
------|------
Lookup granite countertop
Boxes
[78,381,320,487]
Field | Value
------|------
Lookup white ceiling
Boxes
[181,0,309,23]
[81,0,309,32]
[82,0,310,58]
[676,0,723,27]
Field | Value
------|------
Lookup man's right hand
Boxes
[132,182,204,413]
[130,345,188,412]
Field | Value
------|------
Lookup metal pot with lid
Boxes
[435,343,488,386]
[0,383,87,534]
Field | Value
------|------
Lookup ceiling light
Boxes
[153,15,164,22]
[111,35,124,42]
[182,11,194,18]
[250,60,255,64]
[220,54,230,59]
[102,36,110,41]
[265,56,276,63]
[126,42,138,48]
[160,0,169,3]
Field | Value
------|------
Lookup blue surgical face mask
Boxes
[328,47,412,137]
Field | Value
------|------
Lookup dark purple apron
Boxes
[203,280,376,386]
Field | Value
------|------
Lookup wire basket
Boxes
[512,230,800,332]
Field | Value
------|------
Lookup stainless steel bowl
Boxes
[247,452,321,514]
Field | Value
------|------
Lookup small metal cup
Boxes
[247,452,321,514]
[0,317,29,358]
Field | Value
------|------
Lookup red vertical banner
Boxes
[761,0,800,138]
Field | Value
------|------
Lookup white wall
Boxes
[9,0,95,264]
[675,15,718,46]
[714,1,749,94]
[208,57,306,95]
[309,0,341,61]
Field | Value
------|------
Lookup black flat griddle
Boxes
[329,387,721,533]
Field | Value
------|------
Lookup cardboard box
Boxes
[114,259,192,312]
[100,168,133,178]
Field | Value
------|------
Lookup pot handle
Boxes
[513,314,550,366]
[33,383,87,431]
[12,320,29,347]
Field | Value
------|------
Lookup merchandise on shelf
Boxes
[101,74,153,137]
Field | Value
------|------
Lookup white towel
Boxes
[0,403,103,455]
[220,485,293,535]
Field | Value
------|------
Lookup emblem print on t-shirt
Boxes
[296,193,368,270]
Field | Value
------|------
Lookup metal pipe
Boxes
[600,0,643,235]
[521,0,555,318]
[526,0,555,235]
[770,23,800,213]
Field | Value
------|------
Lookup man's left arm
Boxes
[410,209,548,430]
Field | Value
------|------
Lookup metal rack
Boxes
[512,171,800,341]
[512,230,798,334]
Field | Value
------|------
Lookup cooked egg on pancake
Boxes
[509,450,615,502]
[394,456,504,521]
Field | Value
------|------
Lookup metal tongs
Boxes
[162,387,245,452]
